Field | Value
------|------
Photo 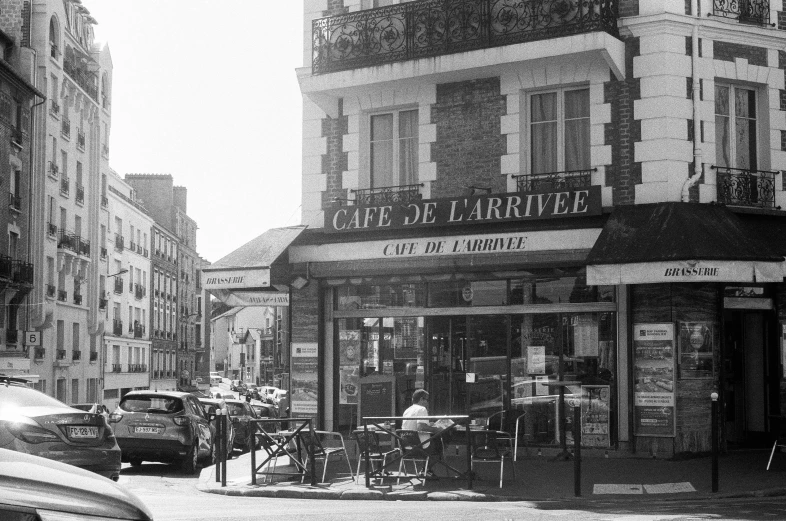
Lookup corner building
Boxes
[287,0,786,457]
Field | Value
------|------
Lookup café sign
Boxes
[324,186,601,233]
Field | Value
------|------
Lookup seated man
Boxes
[402,389,444,476]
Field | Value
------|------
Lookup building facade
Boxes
[101,169,153,409]
[286,0,786,456]
[149,221,179,391]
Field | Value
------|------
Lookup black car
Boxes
[0,448,152,521]
[110,390,215,473]
[0,375,122,481]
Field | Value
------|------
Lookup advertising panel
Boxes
[338,330,360,405]
[581,385,611,447]
[291,342,318,416]
[633,323,676,437]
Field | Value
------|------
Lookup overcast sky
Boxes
[85,0,305,263]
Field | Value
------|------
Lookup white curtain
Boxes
[564,89,589,171]
[371,113,394,187]
[399,109,418,185]
[530,92,557,175]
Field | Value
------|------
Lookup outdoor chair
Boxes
[300,429,354,483]
[351,429,400,484]
[766,420,786,470]
[470,429,514,488]
[395,429,431,484]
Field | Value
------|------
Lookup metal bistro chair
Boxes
[352,429,400,484]
[300,429,354,483]
[395,429,431,485]
[767,418,786,470]
[470,429,514,489]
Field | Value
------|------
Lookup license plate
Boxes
[134,426,161,434]
[68,426,99,438]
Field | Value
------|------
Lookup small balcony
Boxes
[134,324,145,338]
[77,237,90,257]
[111,363,121,373]
[513,168,594,192]
[75,184,84,204]
[712,0,770,25]
[100,246,107,259]
[312,0,619,74]
[61,119,70,138]
[714,166,777,209]
[77,129,85,150]
[56,349,66,360]
[349,183,423,206]
[113,278,123,294]
[101,194,108,208]
[134,284,145,300]
[60,176,70,196]
[57,230,76,252]
[89,351,98,362]
[47,161,59,178]
[73,293,82,305]
[112,319,123,336]
[5,329,17,344]
[46,284,56,298]
[72,349,81,361]
[99,297,107,310]
[12,260,33,285]
[57,289,67,302]
[114,234,124,251]
[47,222,57,238]
[34,347,45,359]
[49,99,60,116]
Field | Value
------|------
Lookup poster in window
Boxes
[678,322,714,379]
[339,330,360,405]
[527,346,546,374]
[581,385,610,447]
[573,315,599,357]
[633,323,676,437]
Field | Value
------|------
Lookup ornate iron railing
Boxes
[60,176,70,195]
[112,320,123,336]
[12,261,33,284]
[47,222,57,237]
[714,166,777,209]
[61,118,70,138]
[57,230,76,252]
[63,56,98,101]
[112,363,122,373]
[90,351,98,362]
[57,290,67,302]
[713,0,770,25]
[114,278,124,294]
[77,129,85,149]
[313,0,618,74]
[50,100,60,115]
[350,183,424,205]
[512,168,594,192]
[76,184,84,204]
[48,161,59,177]
[46,284,56,298]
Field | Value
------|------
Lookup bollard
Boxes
[250,420,257,486]
[573,406,581,497]
[221,410,227,488]
[363,422,371,489]
[711,392,718,493]
[215,410,223,484]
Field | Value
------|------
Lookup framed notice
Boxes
[678,322,714,379]
[581,385,611,447]
[291,342,319,417]
[527,346,546,374]
[633,323,676,437]
[358,374,395,423]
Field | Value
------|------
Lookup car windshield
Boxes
[0,385,69,408]
[120,395,184,413]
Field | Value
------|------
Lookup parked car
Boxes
[71,402,111,420]
[273,389,289,417]
[249,399,277,419]
[223,398,259,452]
[209,372,222,386]
[246,383,261,400]
[0,376,122,481]
[198,397,236,457]
[0,448,153,521]
[110,390,216,473]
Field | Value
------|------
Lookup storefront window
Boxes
[510,269,614,305]
[427,280,508,307]
[335,283,426,310]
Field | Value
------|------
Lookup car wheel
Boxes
[181,442,199,474]
[129,458,143,467]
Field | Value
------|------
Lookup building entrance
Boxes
[722,309,780,448]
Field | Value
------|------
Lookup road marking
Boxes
[593,482,695,494]
[643,482,696,494]
[593,484,643,494]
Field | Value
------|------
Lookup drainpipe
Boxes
[682,0,703,202]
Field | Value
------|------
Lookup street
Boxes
[118,462,786,521]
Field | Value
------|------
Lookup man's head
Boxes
[412,389,429,406]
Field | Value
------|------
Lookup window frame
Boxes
[714,81,764,171]
[364,106,419,189]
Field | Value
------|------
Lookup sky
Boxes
[85,0,305,264]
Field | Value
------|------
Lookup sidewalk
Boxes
[197,448,786,502]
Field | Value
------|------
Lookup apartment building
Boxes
[267,0,786,456]
[101,169,153,409]
[149,221,179,391]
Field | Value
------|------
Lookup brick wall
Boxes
[430,78,506,199]
[324,0,348,16]
[713,41,767,67]
[0,0,24,43]
[320,102,348,209]
[291,283,319,344]
[604,37,641,205]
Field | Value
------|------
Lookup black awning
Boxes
[586,202,784,285]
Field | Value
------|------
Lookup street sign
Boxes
[24,331,40,346]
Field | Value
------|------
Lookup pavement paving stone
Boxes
[385,490,428,501]
[340,489,386,500]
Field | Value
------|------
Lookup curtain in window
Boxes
[399,109,418,185]
[371,114,394,187]
[735,88,756,171]
[531,93,557,175]
[715,85,730,168]
[564,89,590,171]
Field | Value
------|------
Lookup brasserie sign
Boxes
[324,186,602,233]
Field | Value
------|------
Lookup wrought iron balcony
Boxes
[713,0,770,25]
[99,297,107,310]
[78,237,90,257]
[134,284,145,300]
[57,230,76,252]
[8,192,20,210]
[113,278,123,294]
[46,284,56,298]
[63,56,98,101]
[76,184,84,204]
[56,349,66,360]
[350,183,423,206]
[72,349,81,361]
[47,222,57,237]
[115,234,124,250]
[61,118,70,138]
[77,129,85,149]
[73,293,82,305]
[100,247,107,259]
[130,241,136,251]
[714,166,777,209]
[5,329,17,344]
[0,255,11,279]
[90,351,98,362]
[134,324,145,339]
[313,0,619,74]
[34,347,45,359]
[60,176,70,195]
[112,319,123,336]
[48,161,59,178]
[50,100,60,115]
[512,168,594,192]
[12,260,33,285]
[111,363,121,373]
[57,289,67,302]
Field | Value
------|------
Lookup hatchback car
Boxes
[110,390,215,473]
[223,398,259,452]
[198,397,236,457]
[0,376,121,481]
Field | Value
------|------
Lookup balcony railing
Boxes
[512,168,594,192]
[72,350,81,361]
[112,319,123,336]
[115,234,124,250]
[12,260,33,285]
[77,129,85,149]
[46,284,56,298]
[57,230,77,252]
[0,255,12,279]
[34,347,45,359]
[134,284,145,300]
[5,329,17,344]
[350,183,424,206]
[61,118,70,138]
[713,0,770,25]
[714,166,777,209]
[47,222,57,237]
[76,184,84,204]
[60,176,70,195]
[57,289,67,302]
[111,363,121,373]
[8,192,20,210]
[133,324,145,338]
[56,349,66,360]
[48,161,59,178]
[113,278,124,294]
[73,293,82,305]
[312,0,619,74]
[89,351,98,362]
[99,297,107,310]
[49,99,60,115]
[63,56,98,101]
[77,237,90,257]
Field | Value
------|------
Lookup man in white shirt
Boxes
[402,390,444,476]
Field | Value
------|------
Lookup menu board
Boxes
[339,330,360,405]
[291,342,319,417]
[678,322,714,379]
[633,323,676,437]
[581,385,610,447]
[358,375,395,422]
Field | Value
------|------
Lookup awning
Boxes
[202,226,306,306]
[586,202,785,285]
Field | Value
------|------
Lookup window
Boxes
[370,109,418,187]
[76,161,82,186]
[8,232,18,259]
[529,87,590,174]
[61,150,67,178]
[715,84,758,170]
[72,323,79,351]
